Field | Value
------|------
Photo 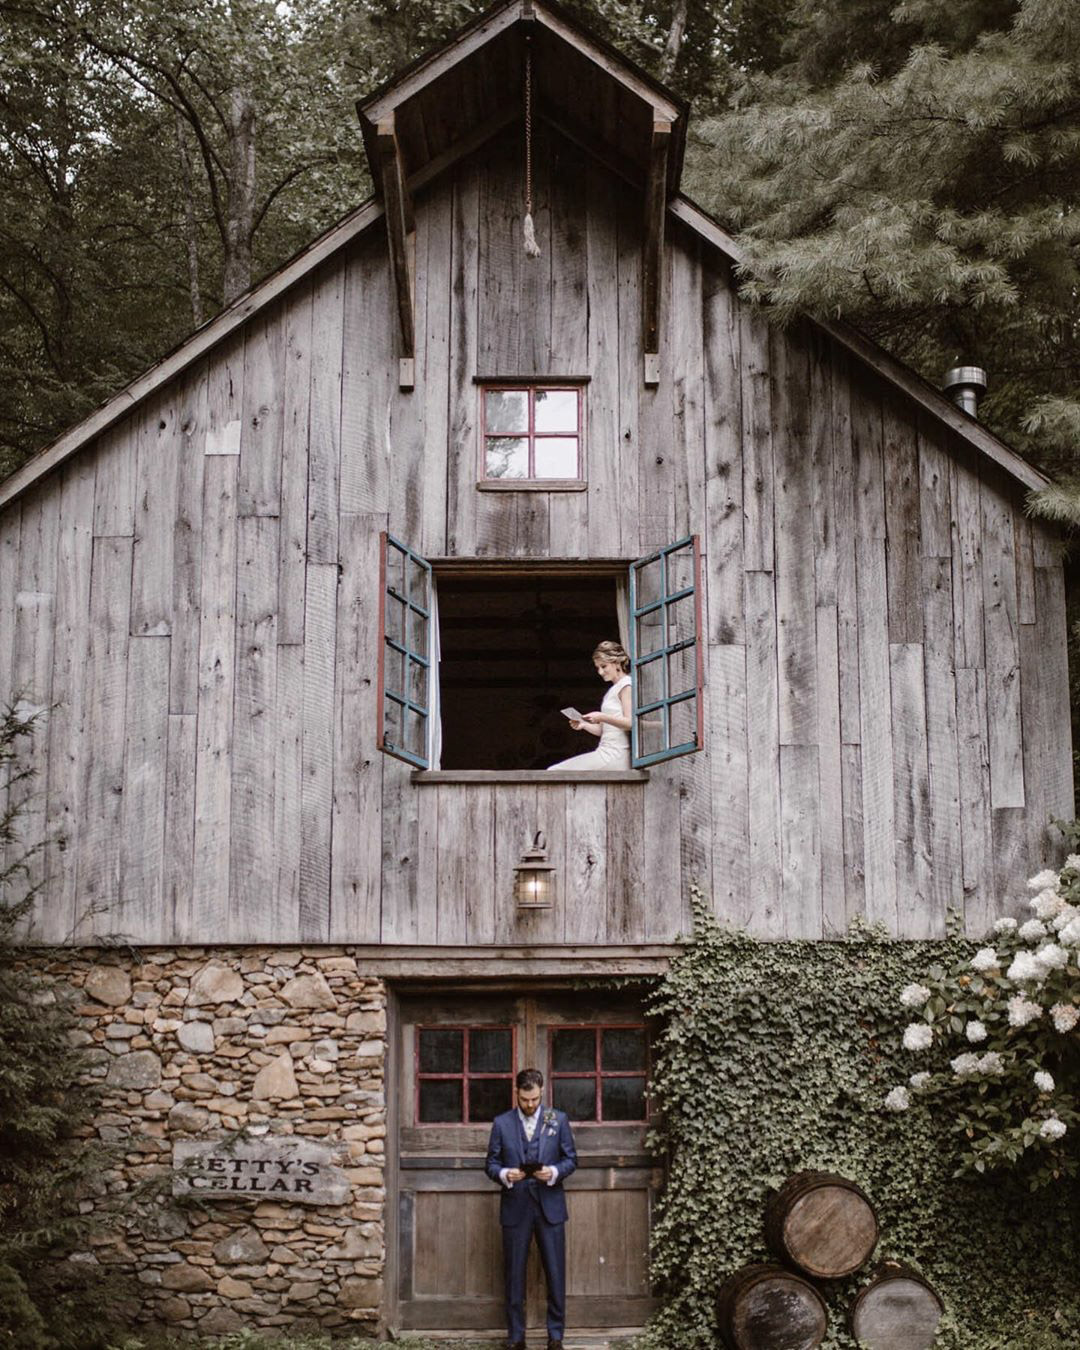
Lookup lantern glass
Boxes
[514,862,555,909]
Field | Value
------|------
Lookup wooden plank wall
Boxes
[0,122,1072,945]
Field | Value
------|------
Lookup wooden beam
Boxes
[377,114,416,386]
[407,103,520,195]
[643,118,672,386]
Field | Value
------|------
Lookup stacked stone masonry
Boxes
[24,947,388,1337]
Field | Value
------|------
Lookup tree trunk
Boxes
[661,0,689,82]
[174,110,204,327]
[222,84,256,305]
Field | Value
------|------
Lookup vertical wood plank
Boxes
[889,642,934,936]
[230,516,279,935]
[585,169,621,557]
[922,557,962,928]
[981,483,1024,807]
[75,536,132,938]
[419,178,453,557]
[330,514,382,943]
[299,562,336,940]
[131,400,178,635]
[1013,514,1036,626]
[704,257,743,643]
[917,415,952,558]
[855,535,897,933]
[493,784,536,944]
[415,782,439,944]
[563,784,608,944]
[381,758,419,944]
[11,590,54,920]
[606,782,645,941]
[279,280,313,645]
[669,228,704,541]
[0,504,21,707]
[238,304,284,517]
[956,667,993,933]
[446,168,480,555]
[773,326,816,745]
[120,635,169,940]
[1020,568,1074,869]
[434,786,466,943]
[841,743,866,921]
[950,459,985,668]
[810,330,836,609]
[780,744,822,937]
[191,455,237,936]
[635,222,674,553]
[643,763,681,940]
[883,395,922,642]
[816,606,846,936]
[615,179,641,557]
[740,306,773,572]
[307,264,344,564]
[464,786,495,944]
[831,352,861,746]
[273,642,304,935]
[204,331,245,458]
[708,643,749,927]
[164,713,196,943]
[169,367,208,714]
[745,570,781,935]
[92,424,136,537]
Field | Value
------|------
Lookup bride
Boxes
[547,640,632,771]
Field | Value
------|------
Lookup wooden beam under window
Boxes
[642,117,671,387]
[377,114,416,387]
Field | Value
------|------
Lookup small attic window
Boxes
[477,380,586,490]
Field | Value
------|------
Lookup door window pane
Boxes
[470,1028,513,1073]
[419,1028,463,1074]
[469,1078,512,1122]
[602,1027,647,1072]
[419,1079,464,1122]
[601,1076,646,1121]
[552,1028,595,1072]
[553,1077,597,1121]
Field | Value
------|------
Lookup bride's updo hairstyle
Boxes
[592,640,630,674]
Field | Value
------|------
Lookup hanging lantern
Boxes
[514,831,556,910]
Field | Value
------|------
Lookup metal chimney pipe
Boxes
[942,366,988,418]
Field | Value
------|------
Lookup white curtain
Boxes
[614,574,631,653]
[427,580,442,770]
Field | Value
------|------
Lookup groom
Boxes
[485,1068,578,1350]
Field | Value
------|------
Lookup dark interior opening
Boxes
[435,573,623,770]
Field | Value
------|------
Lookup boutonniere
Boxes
[542,1108,557,1132]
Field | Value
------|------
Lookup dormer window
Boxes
[477,380,586,489]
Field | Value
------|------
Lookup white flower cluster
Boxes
[1059,915,1080,946]
[950,1051,1003,1079]
[884,1086,910,1112]
[970,947,999,974]
[1050,1003,1079,1033]
[1030,890,1066,922]
[902,1023,933,1052]
[1036,943,1068,972]
[909,1072,930,1089]
[1051,904,1078,933]
[1028,869,1061,893]
[1018,918,1047,942]
[1007,951,1043,983]
[1034,1070,1055,1094]
[1039,1118,1067,1142]
[1007,996,1042,1028]
[899,983,932,1008]
[965,1020,987,1043]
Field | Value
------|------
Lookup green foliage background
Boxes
[639,891,1080,1350]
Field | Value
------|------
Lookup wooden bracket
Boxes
[377,114,416,389]
[642,117,672,387]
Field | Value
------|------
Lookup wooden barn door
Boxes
[394,990,660,1335]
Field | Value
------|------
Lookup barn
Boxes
[2,0,1072,1339]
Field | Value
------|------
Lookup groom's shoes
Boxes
[547,1341,564,1350]
[507,1343,526,1350]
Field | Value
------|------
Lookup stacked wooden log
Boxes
[717,1172,944,1350]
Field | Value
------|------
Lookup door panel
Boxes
[395,991,660,1334]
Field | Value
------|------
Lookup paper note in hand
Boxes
[561,707,585,722]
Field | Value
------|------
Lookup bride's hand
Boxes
[583,712,603,724]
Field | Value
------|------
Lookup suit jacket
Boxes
[485,1107,577,1226]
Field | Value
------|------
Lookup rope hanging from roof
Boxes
[523,41,541,259]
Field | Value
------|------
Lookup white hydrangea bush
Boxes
[886,856,1080,1187]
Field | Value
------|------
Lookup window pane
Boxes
[469,1078,512,1122]
[668,643,696,701]
[534,437,579,479]
[552,1028,595,1072]
[602,1076,646,1121]
[534,389,578,433]
[384,644,405,698]
[667,593,696,650]
[407,656,427,709]
[486,437,528,479]
[384,590,405,646]
[470,1028,513,1073]
[419,1028,464,1074]
[485,390,528,434]
[553,1076,596,1121]
[670,696,697,749]
[419,1079,464,1122]
[636,711,664,760]
[383,696,402,754]
[404,707,427,759]
[636,608,665,659]
[602,1027,647,1071]
[408,604,428,659]
[634,556,663,610]
[408,556,430,610]
[666,543,695,596]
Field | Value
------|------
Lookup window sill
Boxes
[411,769,649,784]
[476,479,587,493]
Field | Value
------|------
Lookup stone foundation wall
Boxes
[23,947,388,1338]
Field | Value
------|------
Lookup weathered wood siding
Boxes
[2,124,1072,945]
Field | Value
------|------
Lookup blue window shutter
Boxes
[628,535,704,769]
[377,531,432,770]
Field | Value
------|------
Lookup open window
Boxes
[377,534,703,772]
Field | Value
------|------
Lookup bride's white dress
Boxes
[547,675,631,770]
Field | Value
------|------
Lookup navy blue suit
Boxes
[485,1107,577,1343]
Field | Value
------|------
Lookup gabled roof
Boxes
[0,0,1048,510]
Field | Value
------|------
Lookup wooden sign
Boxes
[172,1139,350,1206]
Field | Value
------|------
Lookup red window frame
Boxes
[479,383,584,482]
[415,1024,517,1126]
[547,1023,649,1123]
